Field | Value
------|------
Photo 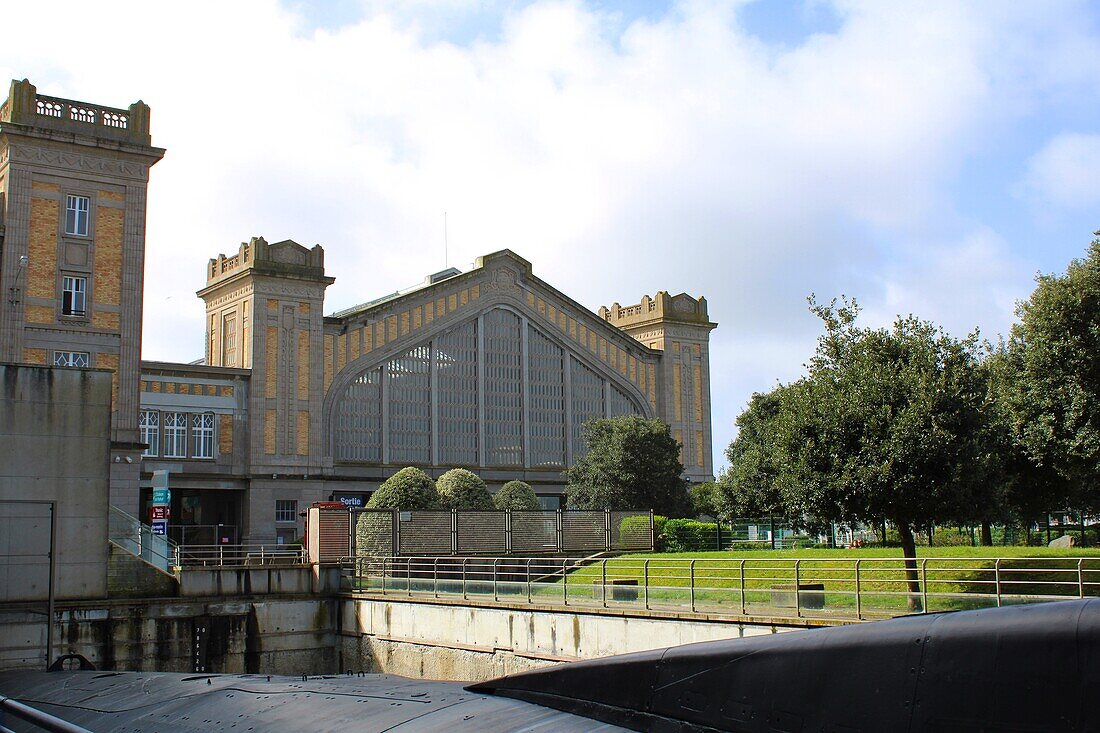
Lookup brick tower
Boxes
[0,79,165,511]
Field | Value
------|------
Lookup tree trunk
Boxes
[897,521,923,612]
[980,521,993,547]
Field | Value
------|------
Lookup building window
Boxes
[222,314,237,367]
[52,351,89,368]
[163,412,187,458]
[61,276,87,317]
[275,500,298,523]
[65,195,90,236]
[192,413,214,459]
[140,410,160,457]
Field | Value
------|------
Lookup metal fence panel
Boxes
[399,511,452,555]
[511,511,559,553]
[353,509,395,558]
[456,512,507,555]
[612,511,652,550]
[351,508,653,557]
[562,511,605,552]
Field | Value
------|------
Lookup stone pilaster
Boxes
[0,166,31,362]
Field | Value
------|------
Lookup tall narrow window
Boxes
[388,344,431,464]
[140,410,160,457]
[163,412,187,458]
[62,276,86,316]
[192,413,214,459]
[222,314,237,367]
[483,309,523,466]
[65,195,89,236]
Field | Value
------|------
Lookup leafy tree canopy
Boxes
[689,481,721,519]
[493,480,542,511]
[566,415,690,517]
[1006,234,1100,513]
[366,466,440,510]
[437,468,495,510]
[716,389,788,519]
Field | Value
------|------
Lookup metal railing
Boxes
[0,694,92,733]
[340,555,1100,622]
[108,506,176,574]
[175,543,306,568]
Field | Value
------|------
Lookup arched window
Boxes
[333,307,645,467]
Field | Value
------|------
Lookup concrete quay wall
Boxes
[339,596,806,682]
[2,590,814,682]
[0,597,337,675]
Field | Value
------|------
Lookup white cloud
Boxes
[2,0,1095,471]
[1020,133,1100,210]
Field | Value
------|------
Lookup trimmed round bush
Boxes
[366,467,440,510]
[493,480,541,511]
[437,468,494,510]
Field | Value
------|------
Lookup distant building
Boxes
[1,79,717,545]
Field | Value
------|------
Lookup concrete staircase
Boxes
[107,506,179,598]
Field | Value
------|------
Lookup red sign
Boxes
[150,505,169,520]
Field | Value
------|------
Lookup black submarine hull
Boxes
[1,600,1097,731]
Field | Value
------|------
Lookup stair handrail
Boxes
[108,505,179,573]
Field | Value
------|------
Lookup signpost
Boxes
[151,470,170,538]
[333,493,366,509]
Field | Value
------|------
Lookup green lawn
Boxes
[344,547,1100,618]
[556,547,1100,616]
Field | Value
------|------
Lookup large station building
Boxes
[1,80,717,545]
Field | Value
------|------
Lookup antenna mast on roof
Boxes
[444,210,448,269]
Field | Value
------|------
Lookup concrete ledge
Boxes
[343,590,850,629]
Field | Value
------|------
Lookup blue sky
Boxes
[3,0,1099,473]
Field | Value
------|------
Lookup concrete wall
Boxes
[0,598,337,674]
[340,597,802,682]
[0,364,112,601]
[2,591,809,681]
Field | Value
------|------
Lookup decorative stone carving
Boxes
[9,144,148,180]
[489,267,520,292]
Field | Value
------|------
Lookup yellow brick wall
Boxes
[264,410,276,454]
[93,207,124,307]
[297,410,309,456]
[693,364,703,422]
[324,334,333,394]
[673,363,682,421]
[93,311,120,330]
[347,325,360,360]
[98,189,124,202]
[25,305,54,324]
[32,181,60,192]
[219,415,233,455]
[22,348,46,364]
[297,330,309,401]
[27,197,57,300]
[265,327,278,398]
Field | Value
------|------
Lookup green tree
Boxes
[689,481,720,518]
[366,467,440,509]
[717,389,787,519]
[437,468,495,510]
[981,343,1070,543]
[1004,234,1100,516]
[566,415,690,517]
[493,480,541,511]
[771,298,992,608]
